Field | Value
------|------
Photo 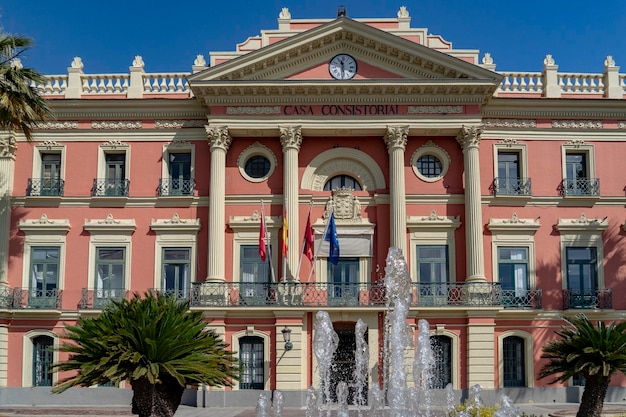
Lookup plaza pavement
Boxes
[2,403,626,417]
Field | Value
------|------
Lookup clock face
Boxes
[329,54,357,80]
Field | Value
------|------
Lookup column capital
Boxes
[206,125,232,151]
[456,125,483,150]
[0,134,17,160]
[279,125,302,151]
[384,125,408,151]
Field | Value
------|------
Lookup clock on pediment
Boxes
[329,54,357,80]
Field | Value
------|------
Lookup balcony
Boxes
[11,288,63,309]
[189,281,503,308]
[560,178,600,197]
[27,178,65,196]
[501,289,542,309]
[79,288,129,309]
[562,289,612,309]
[157,178,195,196]
[92,179,130,197]
[492,177,531,196]
[0,286,11,308]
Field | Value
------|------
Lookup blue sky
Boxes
[2,0,625,75]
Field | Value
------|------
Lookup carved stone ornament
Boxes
[503,213,525,224]
[497,138,519,147]
[324,187,361,222]
[38,140,61,150]
[397,6,409,18]
[604,55,616,68]
[0,135,17,159]
[34,214,54,224]
[92,121,142,129]
[483,119,536,128]
[39,121,79,129]
[619,122,626,129]
[565,139,588,147]
[227,106,281,115]
[71,57,84,69]
[456,125,483,149]
[552,120,602,129]
[101,139,128,149]
[279,126,303,150]
[423,210,444,221]
[99,213,121,225]
[164,213,187,224]
[482,53,493,65]
[279,7,291,19]
[155,120,205,129]
[132,55,145,68]
[384,126,409,150]
[407,106,463,114]
[206,126,232,151]
[544,54,555,66]
[193,54,206,67]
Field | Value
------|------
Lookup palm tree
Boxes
[53,292,239,417]
[0,30,52,140]
[539,314,626,417]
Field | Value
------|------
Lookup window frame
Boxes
[22,330,58,387]
[238,335,265,390]
[30,142,65,197]
[161,140,195,196]
[231,329,270,391]
[150,214,200,292]
[560,141,596,197]
[492,140,528,197]
[430,327,460,389]
[498,330,534,388]
[410,140,451,183]
[237,142,276,183]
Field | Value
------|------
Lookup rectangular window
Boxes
[564,152,598,196]
[95,247,125,307]
[327,257,359,306]
[29,247,60,309]
[162,248,190,298]
[417,245,448,306]
[566,247,598,308]
[240,245,271,305]
[40,153,62,196]
[498,247,529,305]
[497,151,520,195]
[104,153,127,196]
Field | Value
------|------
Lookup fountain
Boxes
[302,247,521,417]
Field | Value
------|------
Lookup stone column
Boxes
[0,134,16,290]
[279,126,302,281]
[205,126,232,282]
[456,126,486,282]
[384,126,408,256]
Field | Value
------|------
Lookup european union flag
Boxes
[325,213,340,265]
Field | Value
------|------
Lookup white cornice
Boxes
[483,98,626,119]
[48,99,206,120]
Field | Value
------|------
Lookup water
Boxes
[304,247,521,417]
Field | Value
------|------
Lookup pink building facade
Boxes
[1,6,626,406]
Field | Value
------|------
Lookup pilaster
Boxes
[206,126,232,282]
[456,126,486,282]
[279,126,302,281]
[0,324,7,387]
[384,126,408,256]
[466,313,496,389]
[0,134,16,289]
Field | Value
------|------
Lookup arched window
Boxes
[503,336,525,387]
[323,175,362,191]
[430,335,452,389]
[239,336,264,389]
[32,335,54,387]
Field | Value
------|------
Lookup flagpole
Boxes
[261,201,276,283]
[306,204,333,282]
[295,201,314,281]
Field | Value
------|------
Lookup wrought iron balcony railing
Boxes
[501,289,542,309]
[560,178,600,197]
[158,178,195,196]
[189,281,503,308]
[493,177,532,196]
[562,289,612,309]
[0,286,11,309]
[79,288,129,309]
[92,178,130,197]
[12,288,63,309]
[27,178,65,196]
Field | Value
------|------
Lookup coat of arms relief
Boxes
[323,187,362,222]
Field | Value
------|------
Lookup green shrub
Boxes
[448,402,543,417]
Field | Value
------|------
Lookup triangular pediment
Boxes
[189,17,501,105]
[190,17,499,82]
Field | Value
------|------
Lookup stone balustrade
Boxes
[29,54,624,99]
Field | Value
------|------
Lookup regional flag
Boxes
[304,213,314,262]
